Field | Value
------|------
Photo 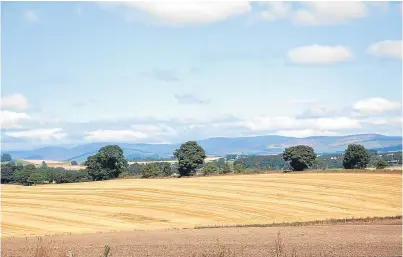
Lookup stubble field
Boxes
[1,172,401,238]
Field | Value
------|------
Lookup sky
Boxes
[1,1,402,150]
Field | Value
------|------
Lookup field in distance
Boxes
[1,172,401,238]
[19,156,222,170]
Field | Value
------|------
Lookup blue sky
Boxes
[1,1,402,150]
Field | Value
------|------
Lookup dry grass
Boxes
[2,172,401,238]
[194,215,402,229]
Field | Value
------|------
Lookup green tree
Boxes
[1,153,12,162]
[41,161,47,167]
[215,158,226,169]
[126,163,143,176]
[376,159,388,169]
[342,144,370,169]
[203,162,218,176]
[141,163,160,178]
[85,145,128,181]
[173,141,206,176]
[234,163,245,173]
[283,145,316,171]
[71,161,78,166]
[1,164,14,183]
[28,171,45,185]
[221,162,232,174]
[14,164,36,185]
[156,162,172,177]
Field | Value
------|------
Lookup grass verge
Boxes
[193,215,402,229]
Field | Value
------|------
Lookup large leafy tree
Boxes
[343,144,370,169]
[85,145,128,181]
[282,145,316,171]
[174,141,206,176]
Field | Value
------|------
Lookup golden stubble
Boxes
[1,172,401,237]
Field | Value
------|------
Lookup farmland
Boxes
[1,172,401,238]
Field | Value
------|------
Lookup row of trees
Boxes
[281,144,388,171]
[1,142,397,186]
[1,164,90,185]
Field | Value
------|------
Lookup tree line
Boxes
[1,142,400,186]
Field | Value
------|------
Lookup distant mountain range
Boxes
[3,134,402,162]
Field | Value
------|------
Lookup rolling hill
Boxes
[2,134,402,161]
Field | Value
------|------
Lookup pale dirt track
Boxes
[1,173,401,238]
[2,221,402,257]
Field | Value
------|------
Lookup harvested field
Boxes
[2,220,402,257]
[22,159,84,170]
[1,172,401,238]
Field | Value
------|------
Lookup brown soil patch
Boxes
[2,221,401,257]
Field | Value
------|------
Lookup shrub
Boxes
[126,163,143,176]
[234,163,245,173]
[141,163,160,178]
[203,162,218,176]
[155,162,172,177]
[376,159,388,169]
[221,163,232,174]
[118,171,132,178]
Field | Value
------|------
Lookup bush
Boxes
[221,163,232,174]
[234,163,245,173]
[203,162,218,176]
[376,159,388,169]
[141,163,160,178]
[53,168,90,184]
[126,163,143,176]
[118,171,132,178]
[71,161,78,166]
[156,162,173,177]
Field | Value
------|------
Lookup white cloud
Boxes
[366,40,402,59]
[6,128,67,141]
[24,10,39,22]
[287,45,352,65]
[120,2,251,25]
[353,98,401,115]
[313,117,361,130]
[258,2,291,21]
[361,116,403,126]
[276,129,340,138]
[1,93,30,111]
[84,124,177,142]
[131,124,177,137]
[85,130,148,141]
[0,110,32,129]
[292,2,368,26]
